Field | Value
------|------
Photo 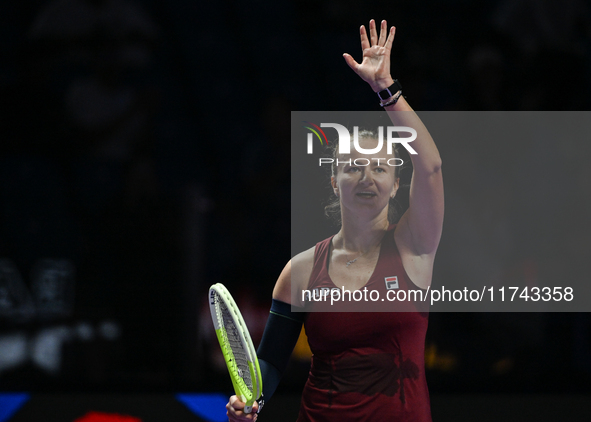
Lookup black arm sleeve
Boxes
[256,299,306,407]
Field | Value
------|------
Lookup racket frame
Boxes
[209,283,262,413]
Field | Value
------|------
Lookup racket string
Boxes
[218,297,253,390]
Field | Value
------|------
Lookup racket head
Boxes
[209,283,262,412]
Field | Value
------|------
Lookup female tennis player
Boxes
[227,19,443,421]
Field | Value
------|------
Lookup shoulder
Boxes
[272,245,316,305]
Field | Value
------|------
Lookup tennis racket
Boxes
[209,283,262,414]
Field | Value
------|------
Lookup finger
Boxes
[226,404,257,421]
[229,396,245,410]
[226,401,239,416]
[378,20,388,46]
[360,25,370,51]
[227,409,257,422]
[343,53,360,72]
[385,26,396,53]
[227,403,240,420]
[369,19,378,46]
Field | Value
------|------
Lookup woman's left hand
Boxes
[343,19,396,92]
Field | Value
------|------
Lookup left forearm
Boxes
[383,95,442,175]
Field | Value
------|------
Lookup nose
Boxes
[358,169,374,185]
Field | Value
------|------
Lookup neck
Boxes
[334,211,390,253]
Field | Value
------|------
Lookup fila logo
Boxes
[385,276,399,290]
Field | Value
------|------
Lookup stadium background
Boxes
[1,0,590,420]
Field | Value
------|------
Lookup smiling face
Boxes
[331,136,400,221]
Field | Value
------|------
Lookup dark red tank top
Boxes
[298,226,432,422]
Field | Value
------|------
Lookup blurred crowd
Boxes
[0,0,590,394]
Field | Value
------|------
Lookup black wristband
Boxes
[379,90,403,107]
[377,79,403,101]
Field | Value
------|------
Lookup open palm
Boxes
[343,19,396,92]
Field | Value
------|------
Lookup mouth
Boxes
[356,192,377,198]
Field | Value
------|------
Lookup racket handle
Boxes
[244,405,252,414]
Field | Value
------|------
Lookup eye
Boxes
[374,167,386,173]
[346,166,361,173]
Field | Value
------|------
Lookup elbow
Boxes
[417,157,442,176]
[432,159,442,175]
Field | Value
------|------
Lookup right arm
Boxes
[227,251,314,421]
[273,246,315,305]
[272,260,294,304]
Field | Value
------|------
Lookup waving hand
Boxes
[343,19,396,92]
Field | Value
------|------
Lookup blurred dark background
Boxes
[1,0,591,404]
